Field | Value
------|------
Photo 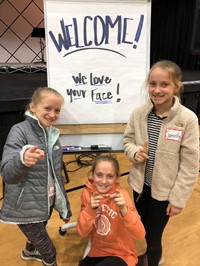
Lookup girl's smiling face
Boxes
[148,67,179,108]
[93,161,119,194]
[30,92,63,128]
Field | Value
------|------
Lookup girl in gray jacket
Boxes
[0,87,72,266]
[124,60,199,266]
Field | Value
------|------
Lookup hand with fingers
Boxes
[110,189,128,217]
[89,192,104,209]
[166,203,182,217]
[24,145,45,167]
[134,140,149,163]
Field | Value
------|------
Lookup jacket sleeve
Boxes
[124,110,144,163]
[1,124,29,184]
[76,189,97,238]
[169,114,199,208]
[120,189,145,240]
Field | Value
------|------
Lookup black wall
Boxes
[0,72,47,160]
[151,0,200,70]
[191,0,200,54]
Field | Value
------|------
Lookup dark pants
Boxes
[133,184,169,266]
[79,256,128,266]
[18,221,56,264]
[18,206,56,265]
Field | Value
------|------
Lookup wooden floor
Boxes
[0,153,200,266]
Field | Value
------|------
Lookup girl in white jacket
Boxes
[124,60,199,266]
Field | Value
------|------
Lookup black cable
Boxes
[120,172,129,177]
[64,159,83,172]
[64,153,97,172]
[76,153,96,167]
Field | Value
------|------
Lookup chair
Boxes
[59,222,91,259]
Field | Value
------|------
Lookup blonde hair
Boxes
[27,87,64,111]
[147,60,183,98]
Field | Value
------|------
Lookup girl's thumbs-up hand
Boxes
[134,140,149,163]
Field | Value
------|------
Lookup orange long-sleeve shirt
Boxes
[76,179,145,266]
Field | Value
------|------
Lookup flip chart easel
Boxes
[44,0,151,149]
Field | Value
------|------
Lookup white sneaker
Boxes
[159,257,165,265]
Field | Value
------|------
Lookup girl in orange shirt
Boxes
[77,155,145,266]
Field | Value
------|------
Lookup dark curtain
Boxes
[151,0,200,70]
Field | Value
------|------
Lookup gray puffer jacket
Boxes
[0,114,72,224]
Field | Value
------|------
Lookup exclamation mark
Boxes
[133,14,144,49]
[116,83,121,102]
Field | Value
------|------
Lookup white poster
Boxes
[44,0,151,124]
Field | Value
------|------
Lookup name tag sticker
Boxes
[49,185,55,197]
[165,128,184,142]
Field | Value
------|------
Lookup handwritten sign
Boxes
[45,0,150,124]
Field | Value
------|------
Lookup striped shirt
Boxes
[145,111,166,186]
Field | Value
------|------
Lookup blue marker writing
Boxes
[133,14,144,49]
[62,146,82,151]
